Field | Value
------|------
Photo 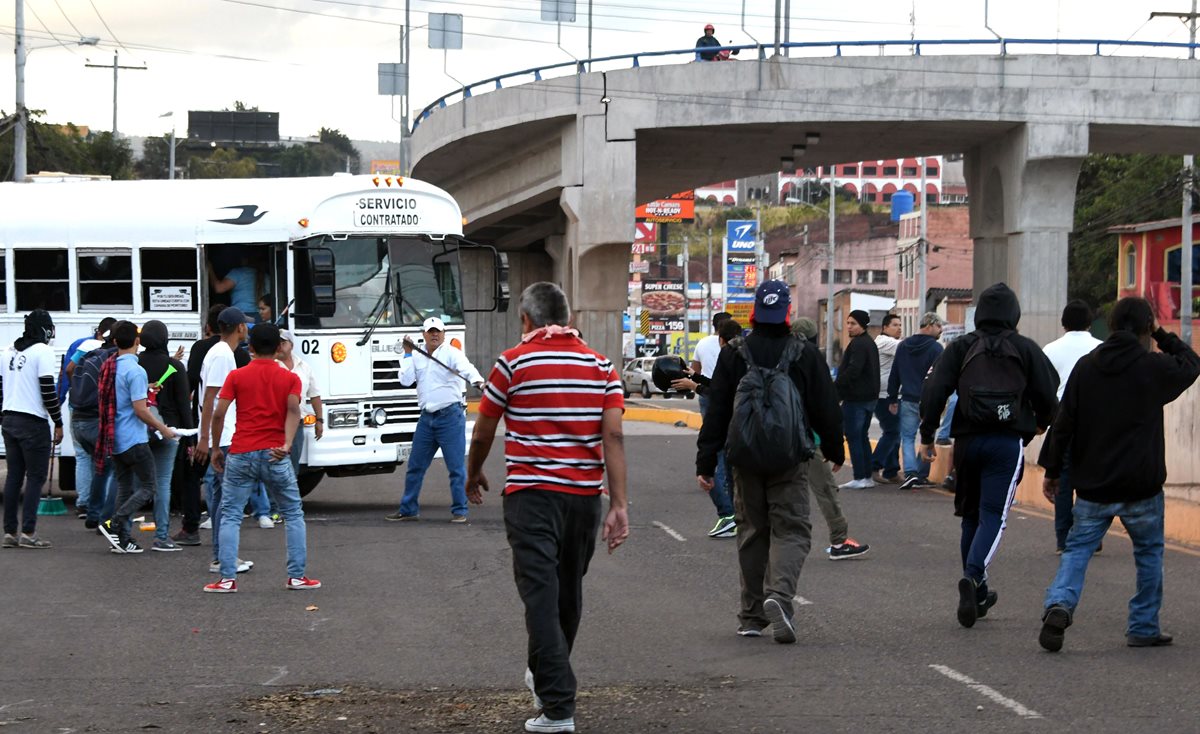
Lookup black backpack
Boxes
[957,331,1026,428]
[725,337,816,469]
[69,346,117,413]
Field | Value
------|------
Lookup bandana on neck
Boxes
[521,325,584,343]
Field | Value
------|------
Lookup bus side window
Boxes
[15,249,70,311]
[0,251,6,310]
[143,248,198,312]
[78,249,133,312]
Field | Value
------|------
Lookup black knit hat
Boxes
[848,309,870,329]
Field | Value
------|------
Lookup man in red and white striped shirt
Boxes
[466,282,628,734]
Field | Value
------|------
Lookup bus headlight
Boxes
[369,407,388,427]
[328,409,359,428]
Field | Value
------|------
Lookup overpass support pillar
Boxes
[967,124,1086,345]
[558,120,637,364]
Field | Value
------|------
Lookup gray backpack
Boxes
[725,337,816,469]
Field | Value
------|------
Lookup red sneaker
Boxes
[286,576,321,590]
[204,578,237,593]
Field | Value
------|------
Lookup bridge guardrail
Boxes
[412,37,1199,134]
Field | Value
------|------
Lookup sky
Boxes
[1,0,1195,147]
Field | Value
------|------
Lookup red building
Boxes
[1111,216,1200,337]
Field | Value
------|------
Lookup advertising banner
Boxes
[725,219,759,317]
[640,278,685,317]
[636,191,695,223]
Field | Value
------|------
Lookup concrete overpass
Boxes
[411,48,1200,363]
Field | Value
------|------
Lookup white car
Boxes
[621,357,694,399]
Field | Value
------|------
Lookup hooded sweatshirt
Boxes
[887,333,943,403]
[834,332,880,403]
[137,320,194,431]
[1038,328,1200,504]
[919,283,1059,445]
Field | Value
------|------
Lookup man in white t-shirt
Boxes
[277,330,324,478]
[872,313,902,484]
[1042,299,1103,553]
[1,310,63,549]
[196,307,254,574]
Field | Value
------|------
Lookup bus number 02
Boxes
[301,339,320,355]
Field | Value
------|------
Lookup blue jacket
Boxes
[887,333,943,402]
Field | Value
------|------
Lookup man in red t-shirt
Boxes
[466,282,628,734]
[204,324,320,594]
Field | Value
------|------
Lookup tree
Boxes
[189,147,257,179]
[1069,154,1182,308]
[84,131,134,180]
[0,111,88,177]
[319,127,361,174]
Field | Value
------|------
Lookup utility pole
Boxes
[683,235,691,360]
[918,156,929,315]
[14,0,27,181]
[706,227,713,329]
[85,51,147,137]
[1151,1,1198,58]
[826,173,837,368]
[1183,154,1194,345]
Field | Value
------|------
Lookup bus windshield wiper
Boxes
[356,274,393,346]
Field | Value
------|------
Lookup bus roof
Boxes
[0,174,464,247]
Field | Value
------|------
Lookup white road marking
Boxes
[263,666,289,686]
[652,521,686,542]
[0,699,33,712]
[792,596,813,606]
[929,664,1043,719]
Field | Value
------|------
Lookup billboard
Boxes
[640,279,685,317]
[636,191,695,223]
[725,219,758,317]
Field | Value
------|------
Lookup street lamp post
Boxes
[160,111,176,180]
[12,0,99,181]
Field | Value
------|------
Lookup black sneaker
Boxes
[111,534,144,554]
[736,624,766,637]
[1039,605,1072,652]
[84,518,99,530]
[899,475,922,491]
[707,515,736,538]
[957,577,979,628]
[97,520,121,551]
[976,590,998,618]
[172,529,202,546]
[941,474,956,490]
[763,598,796,644]
[1126,631,1173,647]
[828,538,870,560]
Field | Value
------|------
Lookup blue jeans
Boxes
[936,392,957,442]
[247,482,271,518]
[1044,493,1165,638]
[841,400,876,480]
[218,449,308,579]
[1053,451,1074,550]
[899,400,929,480]
[73,416,115,520]
[206,451,229,563]
[871,401,900,478]
[957,433,1023,585]
[150,439,178,541]
[698,394,734,517]
[400,405,468,517]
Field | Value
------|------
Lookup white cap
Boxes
[422,317,446,332]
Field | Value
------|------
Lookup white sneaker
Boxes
[199,517,212,530]
[525,714,575,733]
[524,668,543,710]
[257,515,275,529]
[837,479,861,490]
[858,478,876,488]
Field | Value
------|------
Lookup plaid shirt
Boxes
[93,354,118,473]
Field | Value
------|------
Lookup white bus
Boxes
[0,173,508,496]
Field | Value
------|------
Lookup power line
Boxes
[0,25,305,65]
[51,0,86,38]
[86,0,132,55]
[25,1,77,54]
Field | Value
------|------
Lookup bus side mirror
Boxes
[495,252,510,313]
[309,249,337,318]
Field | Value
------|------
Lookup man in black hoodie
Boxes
[887,312,944,490]
[835,310,880,489]
[138,320,194,552]
[920,283,1059,628]
[1036,297,1199,652]
[697,280,844,644]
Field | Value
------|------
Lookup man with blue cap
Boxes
[696,280,845,644]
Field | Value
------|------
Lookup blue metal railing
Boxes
[412,37,1200,133]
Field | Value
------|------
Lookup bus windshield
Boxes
[294,235,464,329]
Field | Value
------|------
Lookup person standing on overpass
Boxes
[695,23,722,61]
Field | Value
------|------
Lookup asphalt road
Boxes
[2,420,1198,733]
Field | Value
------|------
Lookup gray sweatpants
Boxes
[806,457,849,546]
[732,462,812,624]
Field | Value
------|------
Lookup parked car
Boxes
[621,357,694,399]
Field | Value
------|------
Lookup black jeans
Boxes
[178,444,206,533]
[504,489,602,721]
[111,443,158,534]
[2,412,52,535]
